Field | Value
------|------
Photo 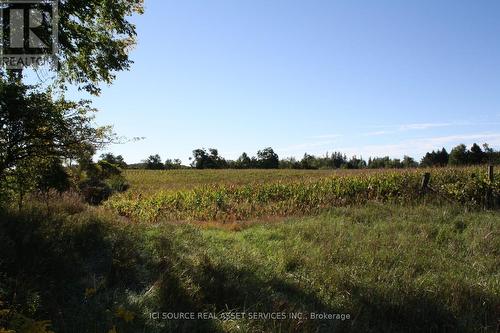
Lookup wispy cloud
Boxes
[309,134,343,139]
[311,121,496,139]
[279,134,343,154]
[363,130,391,136]
[337,133,500,158]
[279,140,338,153]
[278,122,500,158]
[363,122,454,136]
[398,122,452,131]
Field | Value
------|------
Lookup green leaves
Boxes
[0,80,115,206]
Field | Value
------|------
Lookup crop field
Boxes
[109,167,500,223]
[105,168,498,332]
[2,167,499,333]
[5,190,499,332]
[124,169,350,192]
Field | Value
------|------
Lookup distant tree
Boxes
[99,153,127,168]
[331,152,347,169]
[402,155,418,168]
[368,157,390,169]
[448,144,468,166]
[300,154,317,169]
[437,148,450,166]
[209,149,227,168]
[236,153,253,169]
[482,144,499,165]
[191,149,226,169]
[420,152,434,167]
[256,148,279,169]
[165,159,183,170]
[144,154,164,170]
[191,149,207,169]
[390,158,400,168]
[279,157,300,169]
[469,143,485,165]
[369,156,419,169]
[346,156,366,169]
[420,148,449,167]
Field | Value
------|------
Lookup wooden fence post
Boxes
[421,172,431,193]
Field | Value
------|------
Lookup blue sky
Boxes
[72,0,500,164]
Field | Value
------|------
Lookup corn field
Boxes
[105,167,500,223]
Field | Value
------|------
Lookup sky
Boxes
[70,0,500,164]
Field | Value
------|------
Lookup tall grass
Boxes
[107,167,499,223]
[123,169,344,192]
[1,204,498,332]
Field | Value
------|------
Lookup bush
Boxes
[76,160,129,205]
[106,175,130,193]
[78,179,112,205]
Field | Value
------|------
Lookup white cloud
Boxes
[362,122,455,137]
[398,122,452,131]
[337,133,500,158]
[309,134,343,139]
[363,130,391,136]
[279,140,338,153]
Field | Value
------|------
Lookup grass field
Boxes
[1,167,499,332]
[1,202,498,332]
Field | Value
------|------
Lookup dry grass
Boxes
[108,167,499,223]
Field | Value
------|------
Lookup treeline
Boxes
[119,143,500,171]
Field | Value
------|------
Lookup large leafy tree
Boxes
[191,149,227,169]
[236,152,253,169]
[2,0,145,95]
[448,144,468,166]
[256,147,279,169]
[144,154,164,170]
[420,148,449,167]
[0,80,112,182]
[0,0,143,201]
[56,0,144,94]
[469,143,485,165]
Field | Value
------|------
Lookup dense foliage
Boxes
[0,80,120,207]
[136,143,500,171]
[0,0,143,207]
[0,0,145,95]
[0,81,108,179]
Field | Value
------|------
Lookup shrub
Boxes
[106,175,130,193]
[78,179,112,205]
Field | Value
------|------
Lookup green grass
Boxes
[156,204,499,332]
[1,203,499,332]
[2,167,499,332]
